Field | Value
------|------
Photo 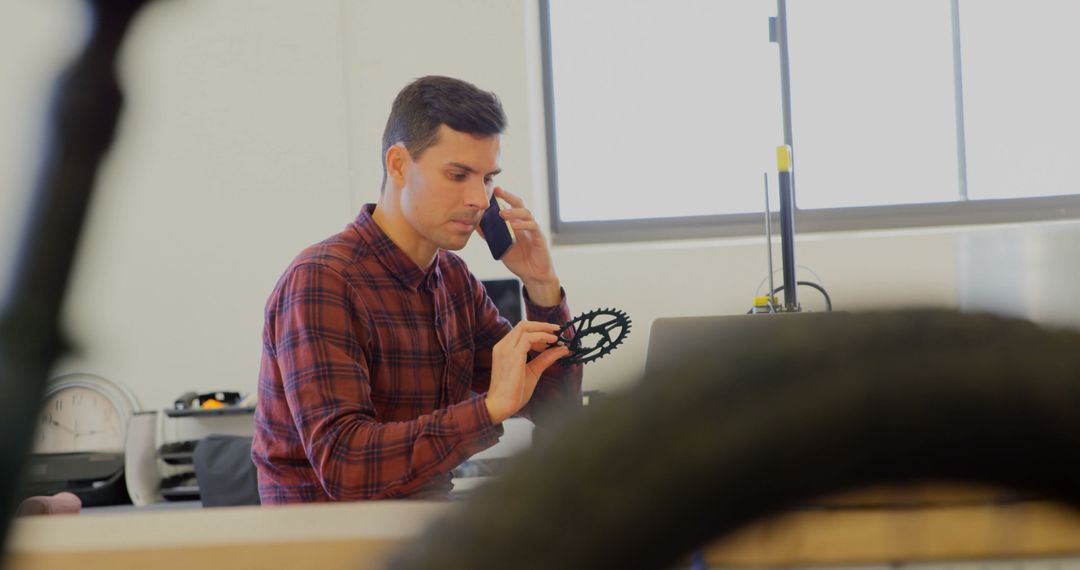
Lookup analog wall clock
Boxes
[33,373,139,454]
[24,373,141,506]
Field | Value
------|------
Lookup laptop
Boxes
[644,313,826,381]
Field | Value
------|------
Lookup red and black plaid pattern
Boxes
[252,204,582,503]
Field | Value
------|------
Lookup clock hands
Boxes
[47,418,77,435]
[44,417,114,438]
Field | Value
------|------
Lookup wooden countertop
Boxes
[7,485,1080,569]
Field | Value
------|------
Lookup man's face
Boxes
[398,124,502,252]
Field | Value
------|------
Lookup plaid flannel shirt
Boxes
[252,204,582,503]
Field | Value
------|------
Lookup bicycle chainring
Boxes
[550,308,631,365]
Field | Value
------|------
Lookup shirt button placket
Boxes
[431,283,450,409]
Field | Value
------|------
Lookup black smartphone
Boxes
[479,194,517,260]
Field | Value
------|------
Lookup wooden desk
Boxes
[7,487,1080,569]
[5,501,446,570]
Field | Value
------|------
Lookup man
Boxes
[251,76,583,503]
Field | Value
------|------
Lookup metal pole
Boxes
[777,146,798,311]
[763,173,776,309]
[772,0,799,311]
[776,0,794,148]
[950,0,970,201]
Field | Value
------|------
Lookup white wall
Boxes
[0,0,86,301]
[2,0,1074,411]
[3,0,354,410]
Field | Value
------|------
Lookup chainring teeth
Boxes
[555,307,631,364]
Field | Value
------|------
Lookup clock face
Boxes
[33,386,126,454]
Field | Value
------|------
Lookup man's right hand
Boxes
[484,320,571,424]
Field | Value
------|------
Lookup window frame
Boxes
[539,0,1080,245]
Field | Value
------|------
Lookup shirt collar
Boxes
[353,204,443,292]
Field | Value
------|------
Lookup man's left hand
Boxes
[490,186,561,306]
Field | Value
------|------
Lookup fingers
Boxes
[529,337,559,352]
[491,188,550,254]
[499,205,534,223]
[514,330,560,355]
[521,331,559,350]
[507,220,541,233]
[497,321,561,350]
[487,322,569,421]
[514,320,562,334]
[527,345,572,377]
[498,202,536,229]
[494,188,540,230]
[526,331,559,343]
[494,186,524,208]
[501,209,543,242]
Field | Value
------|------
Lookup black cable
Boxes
[747,278,829,313]
[772,281,832,312]
[746,280,833,314]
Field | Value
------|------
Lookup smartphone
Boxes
[479,194,517,260]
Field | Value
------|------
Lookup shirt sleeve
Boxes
[271,263,503,500]
[470,277,584,424]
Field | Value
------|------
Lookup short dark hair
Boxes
[380,76,507,188]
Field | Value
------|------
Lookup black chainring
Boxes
[550,308,631,365]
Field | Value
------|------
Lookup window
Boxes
[960,1,1080,201]
[545,0,781,222]
[787,0,958,209]
[541,0,1080,244]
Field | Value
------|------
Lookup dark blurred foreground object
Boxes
[389,310,1080,569]
[0,0,149,548]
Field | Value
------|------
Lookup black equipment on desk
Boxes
[21,452,129,507]
[482,278,523,325]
